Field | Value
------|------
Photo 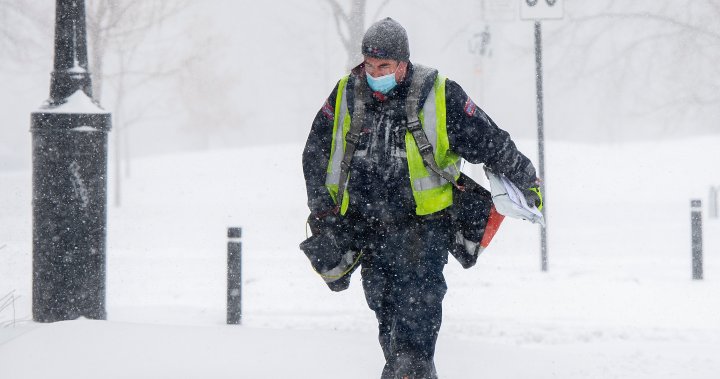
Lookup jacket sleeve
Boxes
[445,79,538,189]
[302,82,340,215]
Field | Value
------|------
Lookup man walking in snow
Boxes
[302,18,541,379]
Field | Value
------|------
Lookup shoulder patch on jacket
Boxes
[321,100,334,120]
[464,97,477,117]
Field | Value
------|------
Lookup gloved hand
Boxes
[523,186,543,211]
[307,209,341,236]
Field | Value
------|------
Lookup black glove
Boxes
[307,209,341,236]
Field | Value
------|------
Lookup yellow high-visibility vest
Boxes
[325,70,460,216]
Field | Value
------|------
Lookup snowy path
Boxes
[2,138,720,378]
[1,318,717,379]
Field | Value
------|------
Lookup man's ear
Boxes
[396,61,408,82]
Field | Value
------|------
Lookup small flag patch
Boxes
[464,98,477,116]
[321,101,334,120]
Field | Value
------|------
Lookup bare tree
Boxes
[87,0,189,101]
[175,38,241,150]
[0,1,47,64]
[0,1,207,183]
[324,0,394,70]
[85,0,195,206]
[550,0,720,137]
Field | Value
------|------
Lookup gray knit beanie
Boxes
[361,18,410,61]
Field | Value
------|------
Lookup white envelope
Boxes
[484,167,545,227]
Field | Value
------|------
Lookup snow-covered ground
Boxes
[1,137,719,378]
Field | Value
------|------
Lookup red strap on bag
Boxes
[480,205,505,248]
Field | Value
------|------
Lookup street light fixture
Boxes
[31,0,112,322]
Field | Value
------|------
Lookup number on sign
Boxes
[526,0,557,6]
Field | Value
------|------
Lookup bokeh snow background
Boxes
[1,0,720,378]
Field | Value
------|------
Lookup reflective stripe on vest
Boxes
[325,73,459,216]
[325,75,351,214]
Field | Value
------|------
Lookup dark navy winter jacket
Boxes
[303,63,537,222]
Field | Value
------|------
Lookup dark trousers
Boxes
[357,213,452,379]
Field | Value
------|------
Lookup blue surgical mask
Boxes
[366,71,397,94]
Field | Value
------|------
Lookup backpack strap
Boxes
[405,65,464,191]
[333,76,370,213]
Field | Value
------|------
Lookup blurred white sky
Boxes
[1,0,718,171]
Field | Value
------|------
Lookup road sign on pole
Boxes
[520,0,564,20]
[521,0,563,271]
[533,21,549,272]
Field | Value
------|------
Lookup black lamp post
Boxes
[31,0,112,322]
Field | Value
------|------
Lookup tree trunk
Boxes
[345,0,366,70]
[87,0,110,102]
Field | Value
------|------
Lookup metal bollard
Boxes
[227,227,242,324]
[690,200,703,280]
